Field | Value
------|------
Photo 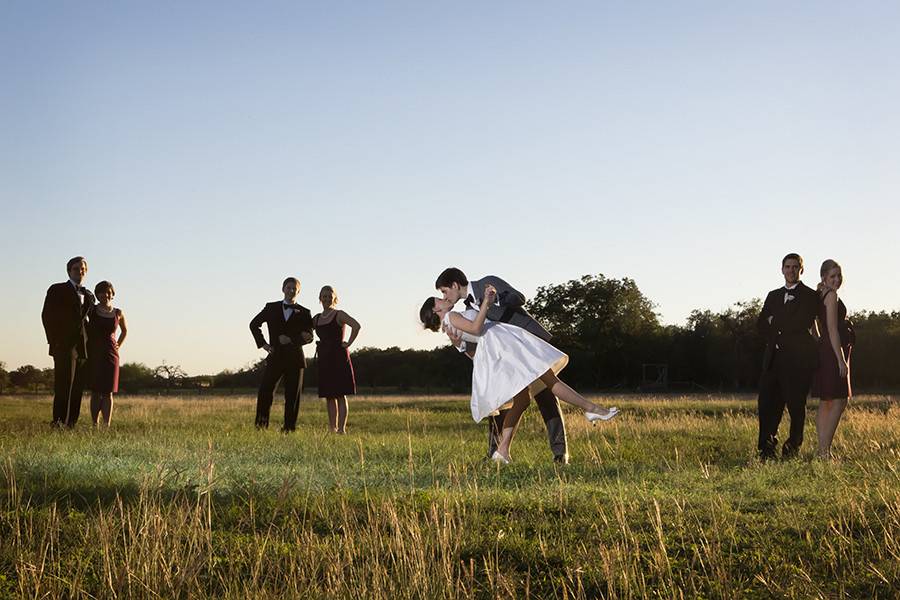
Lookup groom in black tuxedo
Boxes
[756,253,820,459]
[250,277,314,431]
[436,267,569,463]
[42,256,95,428]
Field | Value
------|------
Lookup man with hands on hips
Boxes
[249,277,314,431]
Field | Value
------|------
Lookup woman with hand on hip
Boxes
[313,286,360,434]
[812,259,854,458]
[87,280,127,427]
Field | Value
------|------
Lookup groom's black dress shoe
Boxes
[553,454,569,465]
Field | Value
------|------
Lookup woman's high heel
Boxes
[585,407,619,424]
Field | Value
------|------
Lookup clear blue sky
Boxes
[2,2,898,375]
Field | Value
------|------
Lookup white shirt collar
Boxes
[69,279,82,291]
[785,282,799,290]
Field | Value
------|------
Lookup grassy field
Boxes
[1,393,899,599]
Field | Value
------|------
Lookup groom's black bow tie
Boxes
[283,303,297,310]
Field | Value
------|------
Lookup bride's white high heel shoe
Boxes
[491,451,510,464]
[585,407,619,424]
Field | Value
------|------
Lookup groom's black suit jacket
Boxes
[41,282,95,358]
[757,281,819,372]
[249,302,314,366]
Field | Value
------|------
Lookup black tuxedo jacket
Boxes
[41,282,95,358]
[250,302,314,366]
[757,281,820,372]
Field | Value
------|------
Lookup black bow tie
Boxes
[75,286,86,294]
[283,303,297,310]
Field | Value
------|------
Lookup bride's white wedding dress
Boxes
[444,309,568,422]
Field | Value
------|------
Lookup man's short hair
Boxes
[282,277,300,289]
[435,267,468,289]
[67,256,86,271]
[782,253,804,270]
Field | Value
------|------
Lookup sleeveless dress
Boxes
[315,314,356,397]
[87,308,120,393]
[444,309,569,422]
[812,291,852,399]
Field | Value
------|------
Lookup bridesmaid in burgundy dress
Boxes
[313,286,360,434]
[812,260,854,458]
[87,281,128,427]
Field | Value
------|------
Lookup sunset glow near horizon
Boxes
[2,2,899,375]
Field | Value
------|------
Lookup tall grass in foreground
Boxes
[1,394,899,598]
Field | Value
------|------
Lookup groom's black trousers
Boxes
[256,349,304,431]
[757,351,814,458]
[52,348,87,427]
[487,387,568,459]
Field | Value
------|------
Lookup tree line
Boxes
[3,274,899,394]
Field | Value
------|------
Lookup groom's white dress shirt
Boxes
[69,279,85,305]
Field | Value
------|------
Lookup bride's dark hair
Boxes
[419,298,441,332]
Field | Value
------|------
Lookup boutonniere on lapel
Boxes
[785,294,795,302]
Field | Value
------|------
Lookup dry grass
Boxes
[1,393,899,598]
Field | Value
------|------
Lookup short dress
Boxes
[315,314,357,397]
[444,309,568,422]
[812,291,853,399]
[87,307,120,393]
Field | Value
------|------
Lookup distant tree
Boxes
[527,274,662,387]
[154,362,188,393]
[10,365,43,393]
[40,367,54,390]
[679,299,764,390]
[212,360,265,390]
[846,310,900,389]
[0,361,8,394]
[119,362,156,392]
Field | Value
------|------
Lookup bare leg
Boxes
[817,397,848,458]
[538,370,614,415]
[326,398,338,432]
[336,396,348,433]
[495,390,531,460]
[90,392,101,426]
[100,393,113,426]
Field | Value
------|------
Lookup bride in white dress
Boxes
[420,285,618,463]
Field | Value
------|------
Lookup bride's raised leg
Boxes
[495,390,531,461]
[538,370,617,419]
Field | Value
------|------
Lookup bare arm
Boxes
[337,310,361,348]
[448,285,496,335]
[116,309,128,349]
[824,293,847,377]
[444,325,476,359]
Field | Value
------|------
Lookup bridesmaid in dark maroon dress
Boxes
[313,286,360,434]
[812,260,853,458]
[87,281,128,427]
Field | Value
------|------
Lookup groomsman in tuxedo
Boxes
[436,267,569,463]
[756,253,820,459]
[42,256,95,428]
[249,277,314,431]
